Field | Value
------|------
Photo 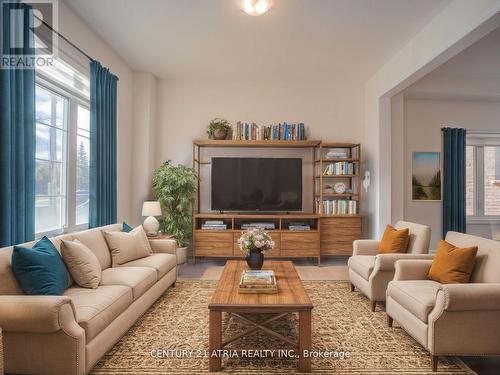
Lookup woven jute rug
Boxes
[91,280,474,374]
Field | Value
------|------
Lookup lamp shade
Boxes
[142,201,162,216]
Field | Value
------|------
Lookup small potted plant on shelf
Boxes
[207,118,231,140]
[238,228,275,270]
[152,161,197,264]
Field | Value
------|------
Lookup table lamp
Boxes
[142,201,162,236]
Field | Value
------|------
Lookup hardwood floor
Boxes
[178,257,349,280]
[461,356,500,374]
[179,257,499,374]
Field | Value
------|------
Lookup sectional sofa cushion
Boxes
[119,253,177,280]
[61,240,102,289]
[64,285,133,342]
[387,280,441,323]
[11,236,69,295]
[100,267,156,299]
[103,227,152,266]
[428,239,478,284]
[378,225,409,254]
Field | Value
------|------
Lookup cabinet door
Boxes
[195,231,233,256]
[320,217,362,255]
[281,232,320,256]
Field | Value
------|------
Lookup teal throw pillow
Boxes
[122,221,133,232]
[11,236,69,295]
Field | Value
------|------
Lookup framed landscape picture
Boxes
[412,152,441,201]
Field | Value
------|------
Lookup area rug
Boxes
[91,281,474,374]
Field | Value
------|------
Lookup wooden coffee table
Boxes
[208,260,313,372]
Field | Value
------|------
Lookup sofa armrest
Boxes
[149,238,177,255]
[437,283,500,312]
[375,253,434,272]
[0,295,77,333]
[353,240,379,256]
[393,259,433,280]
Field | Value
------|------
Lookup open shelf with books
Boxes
[314,143,362,256]
[314,143,361,216]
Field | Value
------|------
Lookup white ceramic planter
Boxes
[176,246,188,265]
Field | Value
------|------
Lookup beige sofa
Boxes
[348,221,432,311]
[386,231,500,371]
[0,224,177,375]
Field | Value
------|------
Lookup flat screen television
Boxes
[211,157,302,211]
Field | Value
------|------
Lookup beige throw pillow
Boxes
[61,239,102,289]
[131,225,153,254]
[103,226,152,266]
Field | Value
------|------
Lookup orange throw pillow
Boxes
[428,240,478,284]
[377,225,410,254]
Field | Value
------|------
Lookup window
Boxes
[466,135,500,222]
[35,86,67,234]
[35,59,90,236]
[76,105,90,225]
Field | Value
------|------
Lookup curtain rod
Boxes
[441,128,500,135]
[467,130,500,135]
[34,14,94,62]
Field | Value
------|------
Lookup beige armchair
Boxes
[348,221,432,311]
[386,231,500,372]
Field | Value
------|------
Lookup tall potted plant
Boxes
[152,161,197,264]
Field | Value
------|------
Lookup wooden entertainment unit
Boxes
[192,140,362,264]
[194,213,321,263]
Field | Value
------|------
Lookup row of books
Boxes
[317,199,358,215]
[201,220,228,230]
[323,162,357,176]
[325,148,350,159]
[232,122,306,141]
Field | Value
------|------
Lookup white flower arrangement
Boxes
[237,228,275,254]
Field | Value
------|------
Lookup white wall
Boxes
[155,78,365,165]
[394,98,500,248]
[59,2,134,222]
[131,72,157,225]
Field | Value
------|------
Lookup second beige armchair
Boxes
[386,231,500,371]
[348,221,432,311]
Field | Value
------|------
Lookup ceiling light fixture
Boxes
[239,0,273,16]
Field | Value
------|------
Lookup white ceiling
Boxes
[65,0,451,81]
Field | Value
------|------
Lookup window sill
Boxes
[467,217,500,225]
[36,224,89,240]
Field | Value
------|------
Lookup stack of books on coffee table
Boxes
[239,270,278,294]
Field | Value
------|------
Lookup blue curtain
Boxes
[442,127,466,237]
[89,61,118,228]
[0,1,35,246]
